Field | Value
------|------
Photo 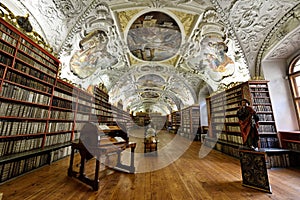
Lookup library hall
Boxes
[1,1,300,199]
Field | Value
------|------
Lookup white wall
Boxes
[262,60,298,130]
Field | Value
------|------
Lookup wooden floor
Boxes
[1,129,300,200]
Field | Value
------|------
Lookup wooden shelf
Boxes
[206,80,280,158]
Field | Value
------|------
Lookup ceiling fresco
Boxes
[127,11,181,61]
[3,0,300,114]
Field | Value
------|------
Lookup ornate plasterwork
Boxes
[183,8,250,91]
[52,0,89,18]
[5,0,300,113]
[260,4,300,61]
[171,10,197,36]
[108,64,197,112]
[117,9,142,32]
[221,0,296,76]
[0,3,54,55]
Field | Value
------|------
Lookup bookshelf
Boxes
[170,111,180,133]
[0,16,65,183]
[205,80,280,158]
[0,13,134,183]
[278,131,300,166]
[132,112,150,127]
[179,105,201,140]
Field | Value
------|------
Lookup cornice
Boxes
[260,3,300,64]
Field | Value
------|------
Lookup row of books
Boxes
[216,133,227,141]
[226,92,242,100]
[251,92,268,97]
[95,99,111,107]
[56,81,73,94]
[0,154,49,183]
[93,95,108,103]
[0,137,43,156]
[211,106,224,112]
[0,120,46,136]
[0,65,4,76]
[257,114,274,121]
[212,125,225,132]
[93,108,114,116]
[226,87,242,95]
[0,40,15,54]
[52,98,74,109]
[94,88,109,101]
[52,94,94,109]
[253,105,272,112]
[74,112,90,121]
[54,90,75,101]
[250,88,268,92]
[0,53,12,66]
[211,132,279,148]
[0,102,49,118]
[0,82,51,105]
[77,104,91,113]
[20,38,56,65]
[0,24,20,43]
[50,110,74,120]
[214,142,240,158]
[266,153,290,168]
[249,84,268,88]
[47,122,73,133]
[286,142,300,152]
[225,117,238,122]
[225,103,239,109]
[260,137,279,148]
[227,134,243,144]
[44,133,71,147]
[16,52,57,75]
[213,118,225,123]
[78,98,93,107]
[18,44,57,71]
[74,122,87,132]
[6,70,53,94]
[49,146,71,163]
[258,125,276,132]
[252,98,270,104]
[14,61,56,81]
[227,125,241,132]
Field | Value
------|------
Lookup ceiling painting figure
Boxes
[70,30,118,79]
[204,42,234,73]
[127,11,182,61]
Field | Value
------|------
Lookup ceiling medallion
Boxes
[127,11,182,61]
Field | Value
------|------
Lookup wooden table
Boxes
[68,137,136,190]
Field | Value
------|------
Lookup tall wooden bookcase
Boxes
[0,16,132,183]
[0,17,65,183]
[205,80,279,157]
[179,105,201,140]
[170,111,180,133]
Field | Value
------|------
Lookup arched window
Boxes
[289,55,300,127]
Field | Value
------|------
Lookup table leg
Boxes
[68,146,75,177]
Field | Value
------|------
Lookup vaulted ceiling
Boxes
[3,0,300,114]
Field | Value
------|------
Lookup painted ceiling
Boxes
[2,0,300,114]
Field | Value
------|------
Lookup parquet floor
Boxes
[0,128,300,200]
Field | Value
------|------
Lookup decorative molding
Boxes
[0,3,55,56]
[172,10,197,36]
[259,3,300,64]
[226,0,296,77]
[117,9,142,32]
